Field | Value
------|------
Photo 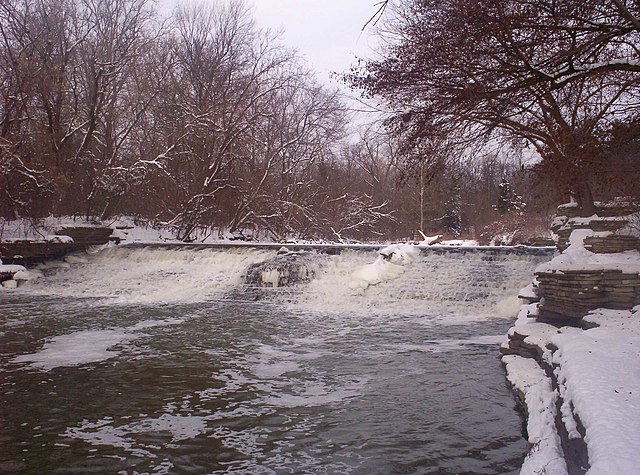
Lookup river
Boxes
[0,245,551,474]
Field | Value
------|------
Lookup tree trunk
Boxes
[574,180,596,217]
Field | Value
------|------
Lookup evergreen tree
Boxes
[495,179,525,214]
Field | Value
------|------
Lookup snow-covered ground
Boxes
[504,220,640,474]
[1,216,485,247]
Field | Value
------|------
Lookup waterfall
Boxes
[21,244,552,321]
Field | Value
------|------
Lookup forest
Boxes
[1,0,639,243]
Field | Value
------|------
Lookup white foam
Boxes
[289,250,543,320]
[11,329,131,370]
[65,413,208,460]
[23,247,275,304]
[395,335,509,354]
[11,318,185,371]
[262,380,364,408]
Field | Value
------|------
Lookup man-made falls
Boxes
[0,245,553,474]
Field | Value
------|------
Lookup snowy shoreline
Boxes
[502,205,640,474]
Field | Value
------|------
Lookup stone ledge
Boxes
[584,235,640,254]
[554,219,629,252]
[536,269,640,321]
[0,226,112,265]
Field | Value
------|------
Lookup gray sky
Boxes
[160,1,383,87]
[249,0,382,86]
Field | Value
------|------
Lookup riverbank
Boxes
[502,202,640,474]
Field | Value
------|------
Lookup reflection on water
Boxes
[0,296,525,474]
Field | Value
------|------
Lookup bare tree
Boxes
[346,0,640,216]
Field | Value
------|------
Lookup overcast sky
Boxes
[249,1,382,86]
[160,0,384,88]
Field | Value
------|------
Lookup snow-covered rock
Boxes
[503,355,568,475]
[2,279,18,289]
[45,234,74,243]
[0,264,27,274]
[349,244,420,290]
[550,306,640,474]
[13,269,43,281]
[417,232,442,246]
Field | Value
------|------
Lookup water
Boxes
[0,246,549,474]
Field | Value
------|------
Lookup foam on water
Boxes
[15,245,548,321]
[284,249,545,320]
[11,318,185,370]
[24,247,275,304]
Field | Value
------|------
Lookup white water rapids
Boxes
[20,245,546,321]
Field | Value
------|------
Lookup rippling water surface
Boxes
[0,247,546,474]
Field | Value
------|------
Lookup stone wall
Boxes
[583,235,640,253]
[539,201,640,321]
[0,226,112,265]
[536,269,640,322]
[552,201,639,251]
[552,217,629,252]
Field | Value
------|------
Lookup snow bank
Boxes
[506,211,640,473]
[45,234,73,243]
[503,355,568,475]
[109,217,177,243]
[439,239,480,246]
[551,306,640,474]
[0,216,97,241]
[0,264,26,274]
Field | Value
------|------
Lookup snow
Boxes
[506,209,640,474]
[417,232,441,246]
[13,269,43,281]
[614,212,640,238]
[551,216,568,228]
[0,216,97,241]
[109,217,178,243]
[349,244,419,290]
[439,239,480,246]
[503,355,568,475]
[535,229,640,273]
[378,243,420,264]
[349,255,404,290]
[518,283,538,300]
[0,264,29,289]
[506,303,558,364]
[45,234,73,243]
[550,306,640,474]
[0,264,27,274]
